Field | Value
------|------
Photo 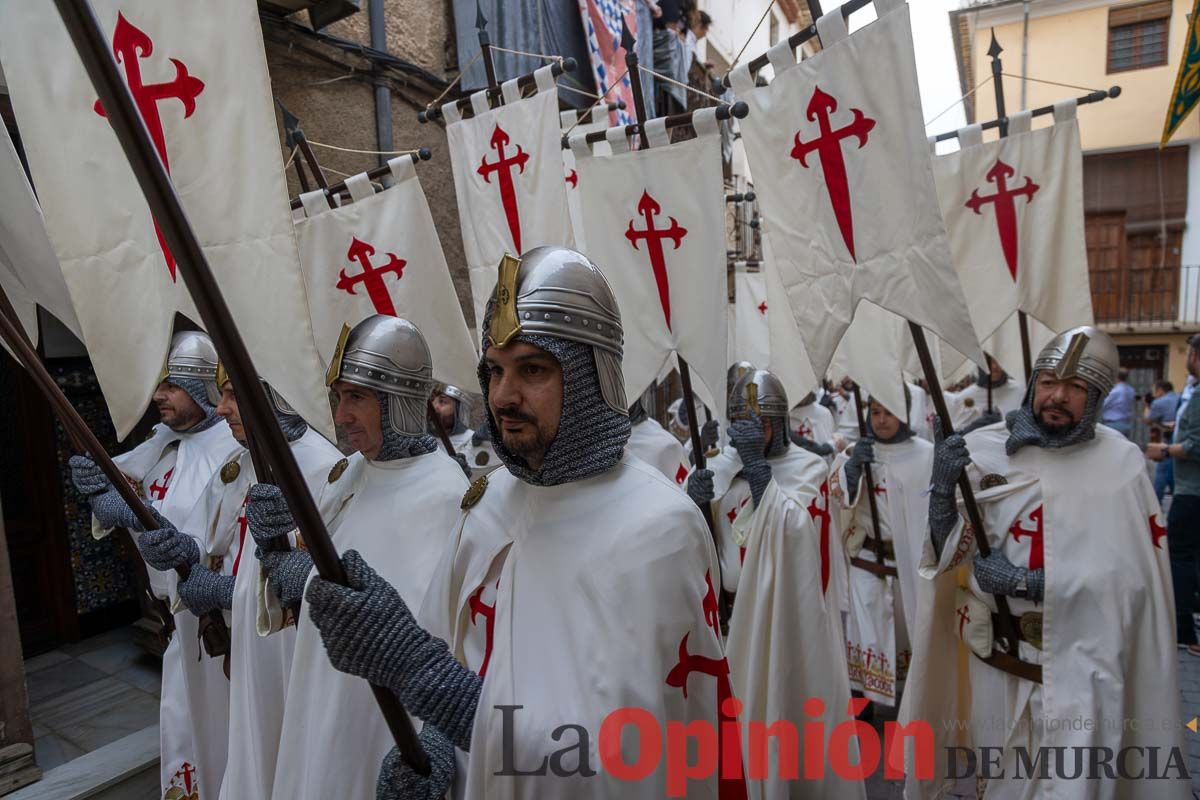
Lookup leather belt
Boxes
[849,556,898,578]
[862,534,896,562]
[992,611,1043,651]
[981,611,1044,684]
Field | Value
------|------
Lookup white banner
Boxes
[0,123,80,349]
[294,157,478,391]
[729,1,982,379]
[934,104,1093,379]
[444,67,573,327]
[570,112,728,418]
[0,1,331,438]
[561,106,611,256]
[730,268,772,370]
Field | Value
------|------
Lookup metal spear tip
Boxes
[276,98,301,140]
[620,16,636,54]
[731,100,750,119]
[417,147,432,161]
[475,0,487,32]
[987,29,1003,59]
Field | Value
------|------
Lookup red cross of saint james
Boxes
[176,761,197,793]
[148,467,174,502]
[965,160,1039,281]
[757,300,768,315]
[468,580,499,678]
[477,124,530,252]
[232,495,250,577]
[335,237,406,316]
[1150,513,1167,550]
[957,604,971,638]
[565,169,578,189]
[790,86,876,262]
[807,481,832,594]
[1008,504,1044,570]
[625,190,687,330]
[94,14,204,282]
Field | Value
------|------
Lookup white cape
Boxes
[627,418,690,485]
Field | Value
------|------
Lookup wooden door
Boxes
[1086,212,1127,323]
[1127,228,1183,323]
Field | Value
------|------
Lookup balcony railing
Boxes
[1090,264,1200,329]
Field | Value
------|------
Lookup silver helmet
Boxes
[1032,326,1119,397]
[162,331,220,406]
[326,315,434,436]
[727,361,756,396]
[434,382,473,432]
[728,368,789,420]
[215,361,297,418]
[486,247,626,414]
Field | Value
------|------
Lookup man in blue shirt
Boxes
[1146,380,1181,500]
[1101,367,1135,438]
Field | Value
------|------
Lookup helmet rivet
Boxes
[564,315,572,323]
[544,313,551,321]
[523,312,532,320]
[582,319,589,326]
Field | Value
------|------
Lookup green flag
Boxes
[1163,0,1200,146]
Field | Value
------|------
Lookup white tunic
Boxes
[788,401,836,449]
[694,446,752,595]
[947,377,1025,432]
[838,437,933,707]
[200,430,343,800]
[443,429,503,479]
[421,454,734,799]
[104,420,241,800]
[902,424,1190,800]
[835,391,861,446]
[271,449,469,800]
[626,417,690,485]
[726,444,864,800]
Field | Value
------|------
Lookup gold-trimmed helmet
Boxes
[727,361,756,397]
[728,368,789,420]
[162,331,220,406]
[325,315,434,436]
[215,361,298,418]
[1032,326,1119,397]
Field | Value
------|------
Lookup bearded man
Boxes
[299,247,733,798]
[68,331,240,799]
[900,327,1190,800]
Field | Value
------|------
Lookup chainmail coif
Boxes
[171,377,221,433]
[1004,374,1102,455]
[975,367,1010,389]
[375,392,437,462]
[478,332,630,487]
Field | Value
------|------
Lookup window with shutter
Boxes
[1107,1,1171,72]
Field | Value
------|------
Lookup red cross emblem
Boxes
[477,124,530,252]
[873,480,888,497]
[232,495,250,577]
[674,463,688,485]
[756,300,768,315]
[957,604,971,638]
[468,579,499,678]
[335,236,406,316]
[807,481,832,594]
[625,190,687,330]
[173,761,197,794]
[795,420,814,439]
[565,169,578,189]
[664,571,747,800]
[148,467,174,502]
[94,14,204,282]
[790,86,876,262]
[1150,512,1167,550]
[1008,504,1044,570]
[965,160,1039,282]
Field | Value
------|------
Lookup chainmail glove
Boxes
[305,550,482,751]
[377,725,456,800]
[257,549,313,609]
[69,455,110,496]
[729,416,772,507]
[246,483,295,546]
[789,431,834,457]
[701,419,720,451]
[137,522,201,572]
[686,468,715,507]
[453,452,471,478]
[471,421,489,447]
[961,409,1003,435]
[843,439,875,504]
[929,433,970,557]
[973,549,1044,602]
[178,564,235,615]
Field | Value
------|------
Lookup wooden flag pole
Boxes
[849,384,888,567]
[51,0,430,773]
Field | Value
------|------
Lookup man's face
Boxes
[1153,385,1165,399]
[333,381,384,459]
[153,382,205,431]
[215,382,245,443]
[485,341,564,471]
[988,356,1004,383]
[868,401,902,440]
[1032,372,1090,434]
[431,392,457,430]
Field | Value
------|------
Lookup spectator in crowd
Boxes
[1146,379,1180,501]
[1147,335,1200,655]
[1102,367,1135,438]
[648,0,687,114]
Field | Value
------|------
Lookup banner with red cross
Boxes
[0,0,331,439]
[933,102,1093,378]
[293,156,478,391]
[568,111,727,418]
[728,0,983,380]
[442,66,573,330]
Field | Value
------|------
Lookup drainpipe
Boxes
[369,0,394,182]
[1020,0,1030,110]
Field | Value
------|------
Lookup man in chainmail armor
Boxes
[899,326,1190,800]
[298,247,733,798]
[68,330,240,799]
[431,382,499,479]
[246,314,469,800]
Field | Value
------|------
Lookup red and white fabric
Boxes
[444,66,573,328]
[294,156,477,389]
[561,106,611,255]
[728,0,982,380]
[569,111,727,417]
[0,0,331,438]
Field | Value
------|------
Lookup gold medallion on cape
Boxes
[328,458,349,484]
[220,461,241,484]
[980,473,1008,490]
[462,475,489,509]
